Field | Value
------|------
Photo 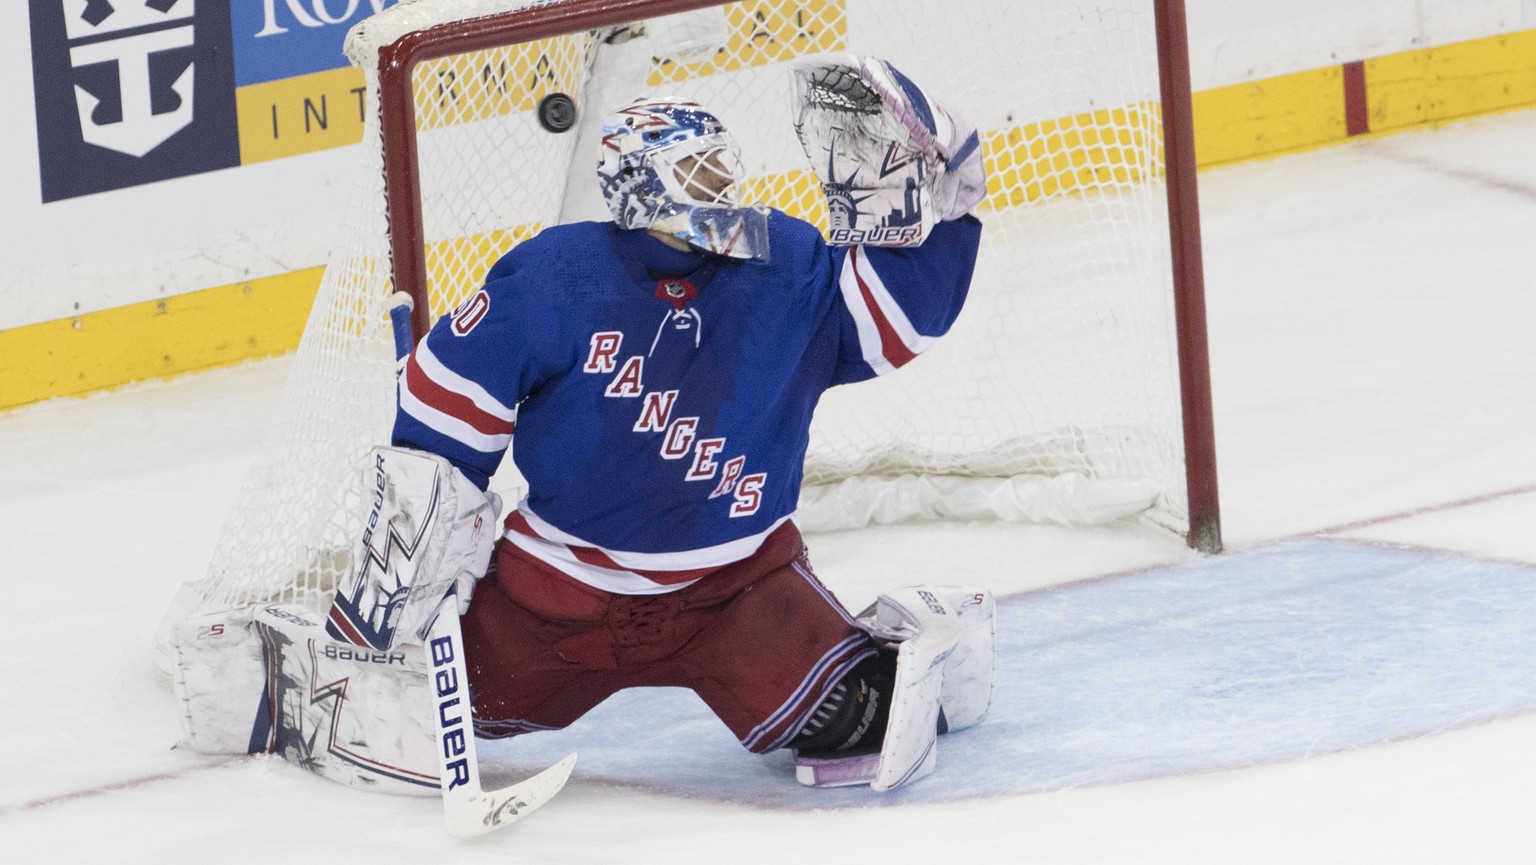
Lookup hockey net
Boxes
[159,0,1218,640]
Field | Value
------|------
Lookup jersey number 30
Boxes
[451,290,491,336]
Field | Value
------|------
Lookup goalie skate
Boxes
[795,586,996,789]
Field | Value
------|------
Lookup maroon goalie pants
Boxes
[459,521,877,753]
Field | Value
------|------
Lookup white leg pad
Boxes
[171,602,440,796]
[934,588,997,732]
[857,586,996,791]
[170,605,269,755]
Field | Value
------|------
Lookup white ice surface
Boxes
[3,108,1536,862]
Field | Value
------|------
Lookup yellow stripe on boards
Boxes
[984,105,1164,208]
[1192,66,1349,166]
[1367,29,1536,133]
[0,269,322,411]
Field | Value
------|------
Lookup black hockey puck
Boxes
[538,93,577,133]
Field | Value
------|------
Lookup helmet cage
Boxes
[648,134,744,209]
[598,100,770,261]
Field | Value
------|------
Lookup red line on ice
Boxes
[0,760,234,819]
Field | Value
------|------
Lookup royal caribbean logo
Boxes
[29,0,239,202]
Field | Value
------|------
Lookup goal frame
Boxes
[372,0,1223,552]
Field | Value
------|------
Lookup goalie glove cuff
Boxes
[857,58,986,222]
[931,121,986,222]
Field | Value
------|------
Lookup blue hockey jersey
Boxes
[394,210,981,594]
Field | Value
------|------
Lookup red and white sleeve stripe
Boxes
[837,245,940,377]
[398,339,517,454]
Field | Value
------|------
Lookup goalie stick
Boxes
[425,591,577,836]
[390,293,577,837]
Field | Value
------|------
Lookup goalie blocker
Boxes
[325,446,501,651]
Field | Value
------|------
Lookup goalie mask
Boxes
[597,97,770,262]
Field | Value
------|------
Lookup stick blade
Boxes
[443,752,577,838]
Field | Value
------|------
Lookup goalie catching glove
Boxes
[791,55,986,247]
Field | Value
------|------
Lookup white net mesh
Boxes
[161,0,1191,630]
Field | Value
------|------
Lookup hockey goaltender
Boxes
[169,53,996,832]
